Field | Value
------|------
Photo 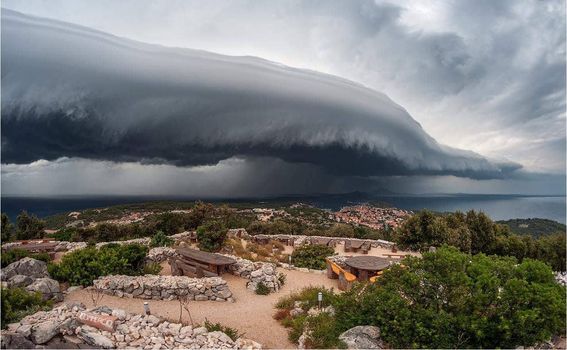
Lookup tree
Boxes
[334,246,566,349]
[15,211,45,240]
[1,213,14,242]
[395,210,447,250]
[196,220,228,252]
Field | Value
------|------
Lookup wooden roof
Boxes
[176,247,237,266]
[345,256,390,271]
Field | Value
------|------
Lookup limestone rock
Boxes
[1,257,49,281]
[78,329,115,348]
[30,320,61,344]
[8,274,34,288]
[26,278,62,302]
[339,326,384,349]
[1,332,36,349]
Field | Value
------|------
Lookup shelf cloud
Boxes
[2,9,521,183]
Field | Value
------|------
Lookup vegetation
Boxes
[275,248,566,349]
[196,220,228,252]
[335,247,565,348]
[143,262,163,275]
[48,243,149,286]
[255,281,271,295]
[203,319,244,341]
[277,272,286,286]
[395,210,566,271]
[1,288,53,329]
[15,211,46,240]
[291,244,335,270]
[275,287,341,347]
[497,218,566,238]
[1,248,52,268]
[1,213,14,241]
[150,231,174,247]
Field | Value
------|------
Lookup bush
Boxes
[304,312,345,349]
[334,246,566,349]
[277,272,286,286]
[291,244,335,270]
[143,262,163,275]
[15,211,46,240]
[1,288,52,329]
[255,281,270,295]
[49,243,149,286]
[197,221,228,252]
[1,248,51,268]
[150,231,174,247]
[275,286,337,311]
[203,319,244,341]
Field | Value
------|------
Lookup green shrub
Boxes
[1,288,52,329]
[304,312,345,349]
[143,262,163,275]
[49,243,149,286]
[275,286,336,311]
[203,319,244,341]
[255,281,270,295]
[1,248,52,268]
[277,272,286,286]
[197,221,228,252]
[291,244,335,270]
[15,211,46,240]
[150,231,174,247]
[334,246,566,349]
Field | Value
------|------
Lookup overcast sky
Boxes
[1,0,565,196]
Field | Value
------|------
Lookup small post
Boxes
[143,302,150,315]
[288,255,292,269]
[317,291,323,310]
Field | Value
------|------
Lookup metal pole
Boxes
[143,302,150,315]
[318,292,323,310]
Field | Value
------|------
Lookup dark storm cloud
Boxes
[1,9,521,180]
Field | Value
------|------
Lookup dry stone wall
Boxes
[223,255,281,292]
[3,303,262,349]
[146,247,179,263]
[93,275,235,302]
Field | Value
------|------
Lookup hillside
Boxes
[497,218,566,237]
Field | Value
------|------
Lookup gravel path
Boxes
[65,269,337,349]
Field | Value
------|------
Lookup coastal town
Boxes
[330,205,412,230]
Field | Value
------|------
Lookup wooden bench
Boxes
[382,253,409,259]
[326,259,357,291]
[344,240,352,252]
[360,242,371,254]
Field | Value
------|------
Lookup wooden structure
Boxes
[325,259,357,291]
[171,248,236,278]
[310,237,337,247]
[344,256,390,281]
[253,235,270,245]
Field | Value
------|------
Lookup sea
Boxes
[1,194,565,224]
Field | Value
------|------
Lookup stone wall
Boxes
[3,303,261,349]
[93,275,234,302]
[223,255,281,292]
[146,247,179,263]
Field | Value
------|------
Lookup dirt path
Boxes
[65,269,337,349]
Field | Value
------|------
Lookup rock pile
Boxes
[96,238,151,249]
[224,255,281,293]
[146,247,179,263]
[54,241,88,252]
[1,257,49,281]
[93,275,235,302]
[2,303,262,349]
[1,258,63,302]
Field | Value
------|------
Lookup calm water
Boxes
[1,194,565,223]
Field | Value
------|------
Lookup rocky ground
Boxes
[2,303,261,349]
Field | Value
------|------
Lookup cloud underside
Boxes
[1,9,521,180]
